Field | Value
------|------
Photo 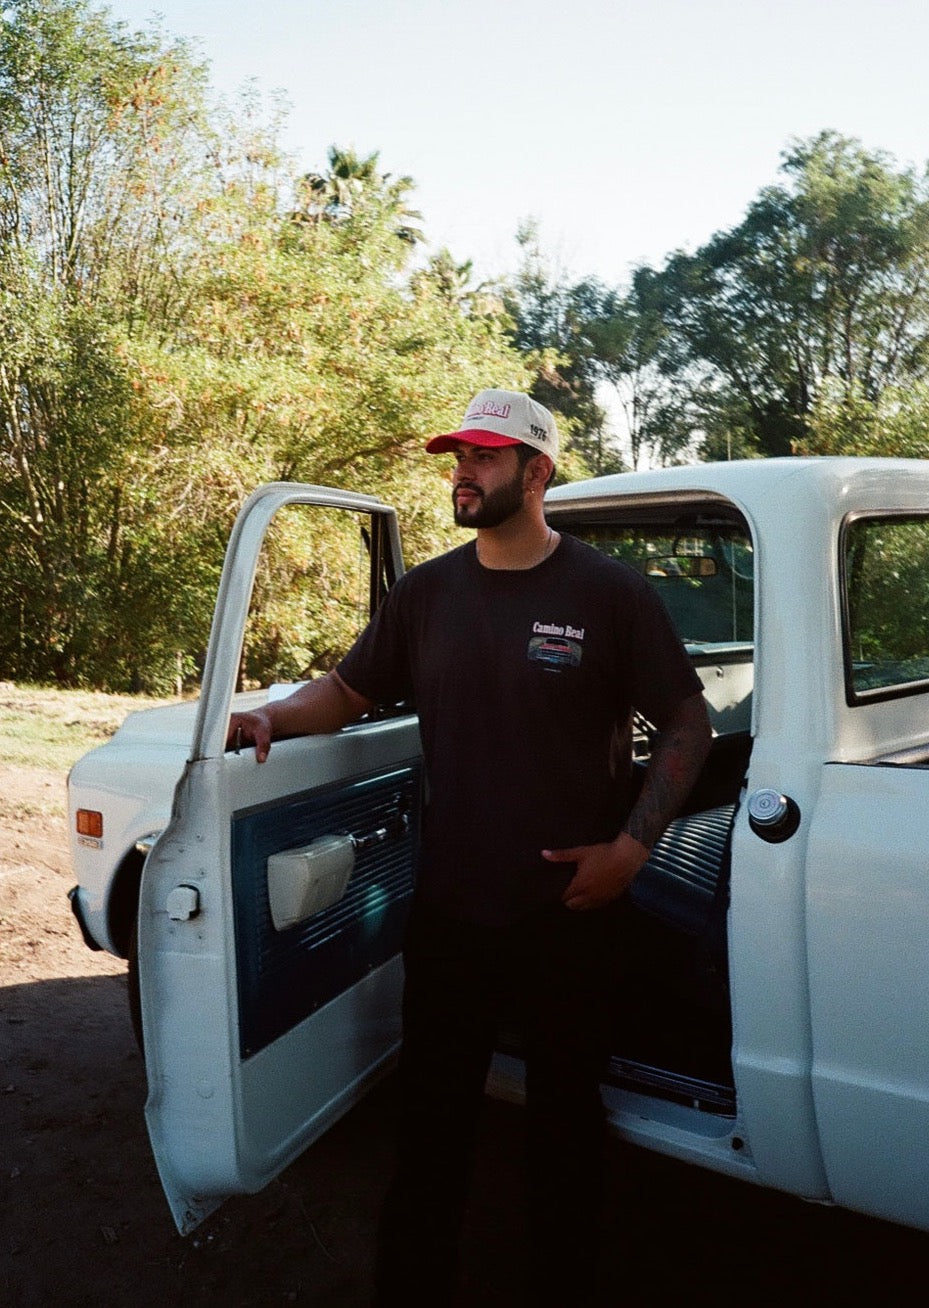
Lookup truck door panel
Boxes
[233,760,420,1059]
[137,485,415,1233]
[807,761,929,1229]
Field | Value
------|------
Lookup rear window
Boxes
[843,514,929,702]
[563,524,754,650]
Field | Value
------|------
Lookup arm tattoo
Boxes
[623,696,712,852]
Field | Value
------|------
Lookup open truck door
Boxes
[136,484,421,1233]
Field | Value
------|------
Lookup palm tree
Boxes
[296,145,424,248]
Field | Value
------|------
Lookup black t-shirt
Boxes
[337,533,703,925]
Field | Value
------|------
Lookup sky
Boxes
[106,0,929,289]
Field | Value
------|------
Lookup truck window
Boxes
[240,503,392,691]
[843,514,929,702]
[563,524,754,650]
[554,520,754,738]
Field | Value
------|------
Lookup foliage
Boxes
[297,145,425,254]
[648,132,929,458]
[0,0,218,689]
[0,0,528,691]
[580,267,700,469]
[798,379,929,458]
[496,134,929,466]
[497,222,615,477]
[5,5,929,695]
[844,517,929,700]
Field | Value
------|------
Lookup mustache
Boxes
[453,482,483,497]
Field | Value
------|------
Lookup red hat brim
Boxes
[425,428,523,454]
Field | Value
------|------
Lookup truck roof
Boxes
[545,456,929,512]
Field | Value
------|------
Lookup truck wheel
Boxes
[127,920,144,1054]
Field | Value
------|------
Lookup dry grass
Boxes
[0,683,175,774]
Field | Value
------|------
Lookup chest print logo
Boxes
[527,620,585,672]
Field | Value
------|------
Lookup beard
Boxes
[452,464,526,528]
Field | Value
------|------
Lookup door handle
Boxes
[352,826,390,851]
[351,797,411,851]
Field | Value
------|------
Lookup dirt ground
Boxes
[4,757,929,1307]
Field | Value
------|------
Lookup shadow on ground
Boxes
[3,972,929,1306]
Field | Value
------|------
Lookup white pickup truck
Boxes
[67,457,929,1237]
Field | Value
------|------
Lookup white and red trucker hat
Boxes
[425,388,559,461]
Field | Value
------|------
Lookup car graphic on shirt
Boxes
[527,635,583,670]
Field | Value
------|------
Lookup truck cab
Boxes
[68,459,929,1235]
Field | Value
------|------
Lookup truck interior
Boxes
[548,502,756,1116]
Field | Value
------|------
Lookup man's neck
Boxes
[475,514,559,571]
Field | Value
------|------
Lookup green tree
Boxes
[0,2,534,692]
[652,131,929,458]
[296,145,424,255]
[798,378,929,458]
[582,268,699,469]
[499,223,615,476]
[500,230,705,473]
[0,0,218,688]
[115,122,530,686]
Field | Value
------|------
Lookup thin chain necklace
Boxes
[476,526,558,570]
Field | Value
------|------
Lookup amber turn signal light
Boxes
[76,809,104,839]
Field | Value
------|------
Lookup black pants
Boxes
[375,900,619,1306]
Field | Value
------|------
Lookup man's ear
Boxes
[525,453,555,493]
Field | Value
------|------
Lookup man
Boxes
[228,389,712,1305]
